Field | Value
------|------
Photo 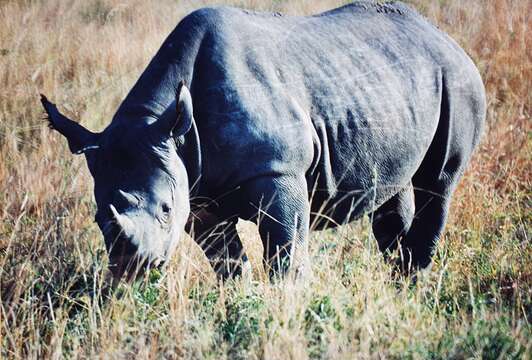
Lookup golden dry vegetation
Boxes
[0,0,530,358]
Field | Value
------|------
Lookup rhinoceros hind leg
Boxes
[371,183,415,257]
[398,71,485,273]
[398,184,454,272]
[400,147,470,273]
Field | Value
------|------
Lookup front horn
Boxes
[109,204,136,239]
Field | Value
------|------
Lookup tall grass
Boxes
[0,0,530,358]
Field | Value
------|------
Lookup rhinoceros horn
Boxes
[117,189,139,207]
[109,204,136,239]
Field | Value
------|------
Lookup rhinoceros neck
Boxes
[110,13,207,195]
[113,14,206,122]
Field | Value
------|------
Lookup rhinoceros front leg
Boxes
[241,175,310,278]
[186,211,248,280]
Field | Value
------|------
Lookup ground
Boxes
[0,0,530,358]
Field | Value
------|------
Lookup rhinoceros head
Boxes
[41,83,193,280]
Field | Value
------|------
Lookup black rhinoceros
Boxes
[41,1,485,279]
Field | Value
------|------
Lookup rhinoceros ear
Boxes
[157,81,193,138]
[40,94,100,154]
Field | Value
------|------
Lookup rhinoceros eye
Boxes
[162,203,171,214]
[160,203,171,223]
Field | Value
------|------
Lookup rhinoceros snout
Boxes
[106,229,167,281]
[99,202,176,281]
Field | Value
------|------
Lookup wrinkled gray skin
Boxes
[41,1,485,280]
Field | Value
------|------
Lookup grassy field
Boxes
[0,0,530,358]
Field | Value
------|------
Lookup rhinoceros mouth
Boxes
[108,253,165,281]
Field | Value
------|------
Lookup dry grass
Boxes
[0,0,530,358]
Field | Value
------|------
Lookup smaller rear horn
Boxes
[117,190,139,207]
